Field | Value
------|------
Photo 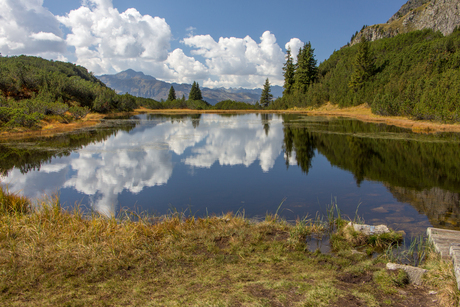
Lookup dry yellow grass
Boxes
[300,102,460,133]
[0,186,451,306]
[2,102,460,140]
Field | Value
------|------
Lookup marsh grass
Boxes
[0,185,30,215]
[0,187,450,306]
[424,249,460,307]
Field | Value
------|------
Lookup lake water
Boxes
[1,113,460,236]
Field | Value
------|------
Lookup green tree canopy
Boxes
[293,42,318,94]
[260,78,273,107]
[282,48,295,95]
[167,85,176,101]
[349,36,375,91]
[189,81,203,100]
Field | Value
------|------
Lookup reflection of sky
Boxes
[2,114,285,216]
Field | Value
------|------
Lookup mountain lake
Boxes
[1,113,460,237]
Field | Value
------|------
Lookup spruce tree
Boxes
[167,85,176,101]
[349,36,375,91]
[189,81,203,100]
[282,48,295,96]
[293,42,318,94]
[260,78,273,107]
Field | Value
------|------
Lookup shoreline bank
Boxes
[0,187,455,306]
[1,103,459,141]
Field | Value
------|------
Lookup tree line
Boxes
[271,28,460,122]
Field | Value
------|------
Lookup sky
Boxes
[1,0,405,89]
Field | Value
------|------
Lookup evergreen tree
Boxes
[349,36,375,91]
[282,48,295,96]
[189,81,203,100]
[167,85,176,101]
[260,78,273,107]
[293,42,318,94]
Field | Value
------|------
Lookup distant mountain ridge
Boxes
[98,69,283,105]
[350,0,460,45]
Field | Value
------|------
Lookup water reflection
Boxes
[1,113,460,235]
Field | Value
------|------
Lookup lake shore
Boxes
[0,187,455,306]
[1,103,459,141]
[299,102,460,134]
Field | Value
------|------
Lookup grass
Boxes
[0,186,457,306]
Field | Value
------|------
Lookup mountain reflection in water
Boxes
[1,113,459,236]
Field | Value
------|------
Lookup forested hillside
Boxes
[273,28,460,122]
[0,56,140,128]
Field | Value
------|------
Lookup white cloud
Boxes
[0,0,66,57]
[285,38,304,63]
[165,48,209,84]
[0,0,297,88]
[56,0,174,77]
[183,31,285,88]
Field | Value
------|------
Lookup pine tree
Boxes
[349,36,375,91]
[260,78,273,107]
[167,85,176,101]
[282,48,295,96]
[293,42,318,94]
[189,81,203,100]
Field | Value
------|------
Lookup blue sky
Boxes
[2,0,405,88]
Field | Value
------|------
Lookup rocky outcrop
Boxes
[350,0,460,46]
[387,0,430,23]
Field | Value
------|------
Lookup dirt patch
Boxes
[244,284,291,307]
[331,294,364,307]
[374,285,439,307]
[337,272,373,284]
[265,229,290,242]
[213,236,230,249]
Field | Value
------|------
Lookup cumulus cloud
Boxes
[0,0,298,88]
[183,31,285,88]
[0,0,66,57]
[285,38,304,62]
[55,0,174,76]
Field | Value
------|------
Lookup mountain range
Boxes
[98,70,283,105]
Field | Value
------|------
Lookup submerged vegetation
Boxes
[0,186,458,306]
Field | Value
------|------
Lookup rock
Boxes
[351,249,365,255]
[346,222,390,235]
[386,263,428,285]
[350,0,460,46]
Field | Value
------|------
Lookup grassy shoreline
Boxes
[2,103,460,141]
[0,188,458,306]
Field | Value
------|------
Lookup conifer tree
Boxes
[167,85,176,101]
[260,78,273,107]
[282,48,295,96]
[293,42,318,94]
[189,81,203,100]
[349,36,375,91]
